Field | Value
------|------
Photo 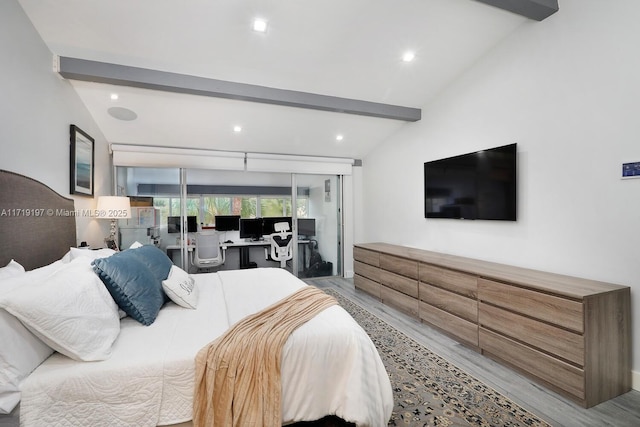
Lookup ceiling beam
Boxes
[58,57,421,122]
[473,0,558,21]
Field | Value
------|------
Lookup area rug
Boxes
[323,288,551,427]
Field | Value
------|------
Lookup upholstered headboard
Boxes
[0,170,77,270]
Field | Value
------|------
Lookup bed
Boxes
[0,170,393,426]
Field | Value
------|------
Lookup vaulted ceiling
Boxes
[18,0,556,159]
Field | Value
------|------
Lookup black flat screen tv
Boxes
[424,143,517,221]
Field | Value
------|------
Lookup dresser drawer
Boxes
[354,246,379,267]
[380,254,418,280]
[480,328,585,400]
[419,282,477,323]
[354,260,380,283]
[478,278,584,333]
[420,263,477,298]
[381,285,419,318]
[380,269,418,298]
[354,274,380,299]
[479,303,584,366]
[419,300,478,346]
[355,242,630,408]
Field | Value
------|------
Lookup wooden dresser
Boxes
[354,242,631,408]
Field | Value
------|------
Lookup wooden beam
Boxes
[473,0,558,21]
[58,57,421,122]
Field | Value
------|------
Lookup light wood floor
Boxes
[305,276,640,427]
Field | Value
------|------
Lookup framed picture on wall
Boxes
[137,207,156,227]
[69,124,95,197]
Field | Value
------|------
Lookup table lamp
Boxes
[96,196,131,250]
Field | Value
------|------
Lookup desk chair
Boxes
[268,222,293,268]
[191,230,225,272]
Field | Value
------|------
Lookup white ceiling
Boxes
[18,0,527,160]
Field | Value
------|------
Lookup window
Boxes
[150,193,308,227]
[153,197,200,226]
[203,196,257,224]
[260,197,291,217]
[259,196,308,218]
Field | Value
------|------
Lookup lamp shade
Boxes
[96,196,132,219]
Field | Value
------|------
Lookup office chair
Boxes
[268,222,293,268]
[191,230,225,272]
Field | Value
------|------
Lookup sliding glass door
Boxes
[115,166,192,269]
[293,174,342,278]
[115,166,343,277]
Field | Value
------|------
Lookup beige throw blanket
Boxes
[193,286,337,427]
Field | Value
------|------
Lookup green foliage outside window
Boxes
[260,198,291,217]
[154,197,200,225]
[203,196,258,224]
[154,195,304,227]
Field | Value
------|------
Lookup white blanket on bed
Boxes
[19,268,393,427]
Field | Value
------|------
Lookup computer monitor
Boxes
[239,218,263,240]
[167,216,198,233]
[297,218,316,237]
[214,215,240,231]
[262,216,292,235]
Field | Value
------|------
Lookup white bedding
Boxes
[19,268,393,427]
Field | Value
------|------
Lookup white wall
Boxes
[361,0,640,385]
[0,0,110,248]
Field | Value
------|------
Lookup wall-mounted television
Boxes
[424,143,517,221]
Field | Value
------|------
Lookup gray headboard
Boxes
[0,170,77,270]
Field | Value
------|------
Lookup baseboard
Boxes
[633,370,640,391]
[344,269,354,279]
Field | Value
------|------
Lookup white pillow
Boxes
[0,260,25,279]
[129,241,144,249]
[0,262,65,414]
[0,257,121,362]
[0,308,53,414]
[69,247,116,261]
[162,265,199,309]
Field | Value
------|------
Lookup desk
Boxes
[222,239,270,269]
[165,244,195,255]
[165,245,195,270]
[165,239,310,270]
[220,240,270,249]
[223,238,311,270]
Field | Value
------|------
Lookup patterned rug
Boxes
[323,288,551,427]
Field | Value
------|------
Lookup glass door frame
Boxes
[291,173,343,278]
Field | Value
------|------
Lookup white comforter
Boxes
[19,268,393,426]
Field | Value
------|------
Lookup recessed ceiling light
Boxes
[402,51,416,62]
[110,93,119,101]
[233,125,242,133]
[253,18,268,33]
[336,134,344,141]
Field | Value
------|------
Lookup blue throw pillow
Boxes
[92,252,165,326]
[128,245,173,282]
[127,245,173,303]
